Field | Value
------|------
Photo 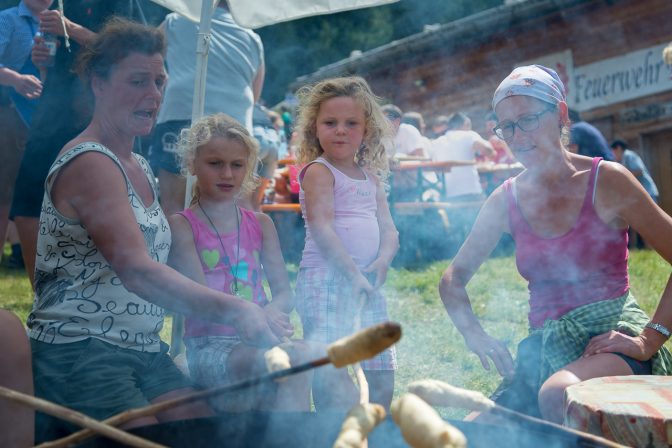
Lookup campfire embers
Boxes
[76,411,593,448]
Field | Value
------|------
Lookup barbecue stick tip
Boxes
[408,379,495,413]
[327,322,402,368]
[391,393,467,448]
[332,403,386,448]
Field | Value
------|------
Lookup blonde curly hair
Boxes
[177,113,259,202]
[295,76,392,177]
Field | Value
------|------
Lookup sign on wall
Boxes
[572,43,672,112]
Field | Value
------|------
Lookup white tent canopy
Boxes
[150,0,398,28]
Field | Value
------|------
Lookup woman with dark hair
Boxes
[26,18,281,442]
[439,65,672,423]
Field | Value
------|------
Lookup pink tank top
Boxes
[299,157,380,269]
[505,157,629,328]
[180,207,269,338]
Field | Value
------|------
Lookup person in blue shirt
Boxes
[611,139,659,203]
[0,0,51,268]
[568,121,614,161]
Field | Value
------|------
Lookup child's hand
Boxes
[264,302,294,340]
[31,35,53,67]
[351,272,374,302]
[235,301,280,347]
[362,257,390,289]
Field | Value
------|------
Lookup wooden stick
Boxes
[0,386,165,448]
[39,358,331,448]
[489,404,627,448]
[353,292,370,404]
[45,321,402,448]
[408,379,627,448]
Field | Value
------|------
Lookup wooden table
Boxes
[390,159,476,203]
[477,162,524,195]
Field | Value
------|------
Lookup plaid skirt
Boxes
[295,267,397,371]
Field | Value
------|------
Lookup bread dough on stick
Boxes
[408,379,495,413]
[264,346,291,382]
[327,322,401,368]
[332,403,386,448]
[391,393,467,448]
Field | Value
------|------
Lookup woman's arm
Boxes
[363,179,399,288]
[52,152,278,347]
[438,187,513,377]
[302,163,373,296]
[586,162,672,359]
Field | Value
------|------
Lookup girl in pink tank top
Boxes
[439,65,672,423]
[169,114,357,411]
[294,77,399,409]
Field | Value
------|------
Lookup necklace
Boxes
[197,199,241,296]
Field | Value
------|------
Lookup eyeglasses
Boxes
[493,107,555,141]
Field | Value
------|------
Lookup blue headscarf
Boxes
[492,65,566,110]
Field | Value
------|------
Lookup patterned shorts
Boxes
[185,335,278,411]
[295,268,397,371]
[185,335,241,387]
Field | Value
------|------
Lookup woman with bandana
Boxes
[438,65,672,423]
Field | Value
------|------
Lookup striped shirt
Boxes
[0,1,39,71]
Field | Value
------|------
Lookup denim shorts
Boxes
[31,337,191,443]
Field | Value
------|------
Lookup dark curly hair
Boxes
[75,17,165,83]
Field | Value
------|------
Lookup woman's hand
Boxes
[263,302,294,340]
[362,257,390,289]
[582,330,656,361]
[464,329,515,379]
[234,301,280,348]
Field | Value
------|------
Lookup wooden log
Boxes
[0,386,165,448]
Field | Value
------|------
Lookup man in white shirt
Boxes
[381,104,425,158]
[429,112,494,200]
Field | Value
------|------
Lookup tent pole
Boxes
[170,0,216,360]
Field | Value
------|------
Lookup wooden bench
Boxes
[392,200,485,215]
[391,200,486,266]
[261,203,301,213]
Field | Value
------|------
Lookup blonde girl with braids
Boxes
[169,113,357,411]
[294,77,399,409]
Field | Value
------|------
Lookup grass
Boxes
[2,244,670,418]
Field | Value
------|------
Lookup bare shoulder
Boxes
[595,160,643,199]
[301,162,334,189]
[167,211,191,232]
[482,183,509,216]
[254,211,276,231]
[597,159,633,182]
[167,212,195,242]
